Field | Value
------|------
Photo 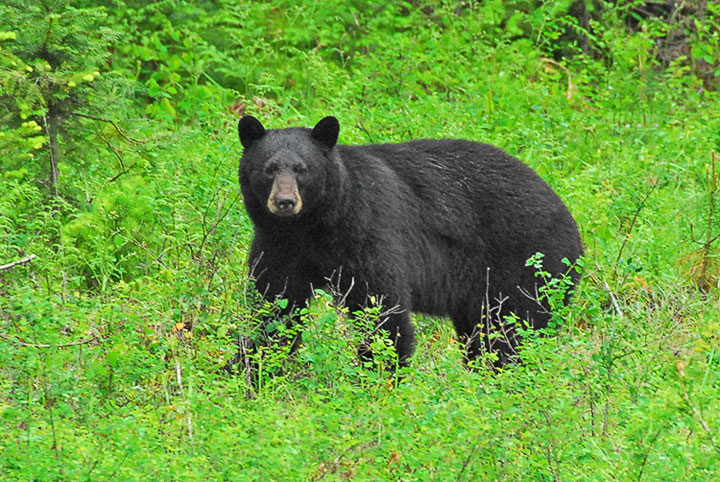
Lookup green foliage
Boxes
[0,0,124,190]
[525,252,585,322]
[0,1,114,117]
[688,2,720,76]
[1,1,720,479]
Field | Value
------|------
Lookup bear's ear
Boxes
[238,115,266,148]
[312,116,339,149]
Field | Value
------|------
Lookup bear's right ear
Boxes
[312,116,339,149]
[238,115,266,148]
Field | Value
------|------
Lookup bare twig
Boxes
[41,359,60,462]
[325,267,356,307]
[198,185,223,253]
[72,112,145,144]
[0,334,97,349]
[613,181,658,282]
[99,131,138,183]
[106,162,137,183]
[585,366,597,437]
[541,57,575,100]
[545,444,561,482]
[42,111,59,195]
[234,335,258,401]
[637,426,664,482]
[174,356,194,440]
[355,121,374,143]
[602,382,611,438]
[661,0,688,67]
[679,378,720,457]
[199,192,240,253]
[175,356,184,394]
[456,441,480,481]
[601,276,625,321]
[0,254,37,271]
[101,132,126,170]
[541,410,562,482]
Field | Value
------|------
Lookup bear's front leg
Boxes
[225,245,320,378]
[355,308,416,369]
[343,281,416,369]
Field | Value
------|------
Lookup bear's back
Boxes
[336,139,571,246]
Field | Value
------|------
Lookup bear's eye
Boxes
[293,164,307,174]
[263,163,279,176]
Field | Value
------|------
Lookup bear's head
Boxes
[238,116,340,220]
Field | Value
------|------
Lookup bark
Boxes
[46,103,61,194]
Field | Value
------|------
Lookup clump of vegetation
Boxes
[1,1,718,479]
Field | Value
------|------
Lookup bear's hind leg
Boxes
[388,310,416,367]
[356,308,416,369]
[451,313,519,369]
[450,316,484,364]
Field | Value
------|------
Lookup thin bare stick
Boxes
[0,334,97,349]
[541,410,562,482]
[197,185,223,257]
[96,128,139,183]
[613,181,658,282]
[456,441,479,481]
[175,357,184,394]
[174,357,193,440]
[682,390,720,456]
[106,162,137,183]
[326,267,356,307]
[0,254,37,271]
[637,426,664,482]
[101,132,126,171]
[72,112,145,144]
[39,352,61,462]
[199,192,240,252]
[355,121,374,143]
[546,445,561,482]
[541,57,575,100]
[602,382,611,438]
[601,277,625,321]
[42,111,59,195]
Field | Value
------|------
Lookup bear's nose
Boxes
[275,194,296,212]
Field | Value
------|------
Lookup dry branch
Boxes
[72,112,145,144]
[0,254,37,271]
[613,181,658,282]
[0,334,98,349]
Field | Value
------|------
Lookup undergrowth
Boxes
[1,1,719,480]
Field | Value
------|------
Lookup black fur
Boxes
[237,116,583,367]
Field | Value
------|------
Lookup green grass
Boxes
[1,1,720,480]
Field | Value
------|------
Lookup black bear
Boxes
[237,115,582,367]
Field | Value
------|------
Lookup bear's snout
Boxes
[267,170,303,217]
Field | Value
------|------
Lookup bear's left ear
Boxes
[238,115,266,148]
[312,116,339,149]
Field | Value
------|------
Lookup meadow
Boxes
[1,1,719,479]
